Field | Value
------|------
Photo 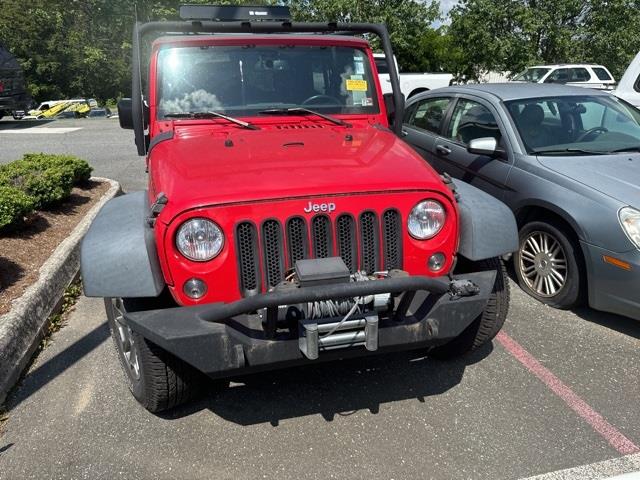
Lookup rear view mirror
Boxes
[118,98,134,130]
[468,137,503,157]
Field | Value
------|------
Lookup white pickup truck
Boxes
[613,51,640,107]
[373,53,453,98]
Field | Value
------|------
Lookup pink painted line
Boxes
[496,330,640,455]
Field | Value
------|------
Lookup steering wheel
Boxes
[301,94,343,106]
[576,126,608,142]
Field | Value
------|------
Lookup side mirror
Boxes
[467,137,506,158]
[383,92,396,127]
[117,98,134,130]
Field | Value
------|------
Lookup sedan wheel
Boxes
[514,220,584,309]
[519,231,567,297]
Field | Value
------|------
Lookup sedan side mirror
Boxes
[467,137,506,158]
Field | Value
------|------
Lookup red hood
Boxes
[148,122,449,223]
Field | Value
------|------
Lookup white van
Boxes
[613,51,640,107]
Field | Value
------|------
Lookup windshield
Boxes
[156,45,379,118]
[513,68,551,82]
[505,95,640,155]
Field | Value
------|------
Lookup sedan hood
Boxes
[149,123,448,222]
[537,154,640,208]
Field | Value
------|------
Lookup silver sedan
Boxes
[403,83,640,320]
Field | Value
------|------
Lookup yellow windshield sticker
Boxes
[346,79,368,91]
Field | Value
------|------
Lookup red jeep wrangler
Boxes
[81,6,518,412]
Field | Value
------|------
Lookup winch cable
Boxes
[319,298,362,339]
[315,271,375,339]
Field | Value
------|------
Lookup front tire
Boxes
[429,257,509,359]
[105,298,202,413]
[514,220,583,309]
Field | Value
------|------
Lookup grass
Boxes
[39,279,83,350]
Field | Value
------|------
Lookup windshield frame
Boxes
[153,41,381,121]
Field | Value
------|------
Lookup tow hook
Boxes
[448,279,480,299]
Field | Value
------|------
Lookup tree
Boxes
[449,0,587,78]
[581,0,640,78]
[286,0,440,72]
[448,0,640,80]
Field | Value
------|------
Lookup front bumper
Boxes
[581,241,640,320]
[124,271,496,378]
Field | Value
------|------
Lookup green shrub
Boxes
[0,186,36,230]
[22,153,92,183]
[0,153,92,209]
[0,160,73,208]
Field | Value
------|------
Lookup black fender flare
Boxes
[453,180,519,261]
[81,191,165,298]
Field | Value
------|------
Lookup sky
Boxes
[433,0,459,27]
[440,0,459,16]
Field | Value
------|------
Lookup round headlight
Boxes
[408,200,446,239]
[176,218,224,261]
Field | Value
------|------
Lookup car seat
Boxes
[518,104,554,149]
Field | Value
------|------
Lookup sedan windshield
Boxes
[513,68,551,82]
[505,95,640,155]
[156,45,379,118]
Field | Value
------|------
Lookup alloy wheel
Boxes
[111,298,141,380]
[518,231,568,297]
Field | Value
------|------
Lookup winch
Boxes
[262,257,392,359]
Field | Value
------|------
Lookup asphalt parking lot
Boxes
[0,118,639,479]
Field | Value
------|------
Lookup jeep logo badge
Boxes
[304,201,336,213]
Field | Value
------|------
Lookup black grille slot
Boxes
[236,207,404,296]
[312,215,333,258]
[286,217,308,267]
[236,222,260,295]
[262,220,284,289]
[382,210,402,270]
[336,215,357,273]
[359,212,380,274]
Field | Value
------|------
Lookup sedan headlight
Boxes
[176,218,224,261]
[408,200,446,239]
[619,207,640,249]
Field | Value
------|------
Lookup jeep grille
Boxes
[235,210,402,296]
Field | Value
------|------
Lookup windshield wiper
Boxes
[610,145,640,153]
[531,148,607,156]
[164,111,259,130]
[259,107,352,127]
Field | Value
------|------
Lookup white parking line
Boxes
[0,127,82,134]
[520,453,640,480]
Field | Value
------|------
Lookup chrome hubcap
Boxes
[519,231,567,297]
[111,298,141,380]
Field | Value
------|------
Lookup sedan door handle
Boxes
[436,145,451,155]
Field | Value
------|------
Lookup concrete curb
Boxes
[0,177,121,404]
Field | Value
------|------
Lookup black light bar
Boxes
[179,5,291,22]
